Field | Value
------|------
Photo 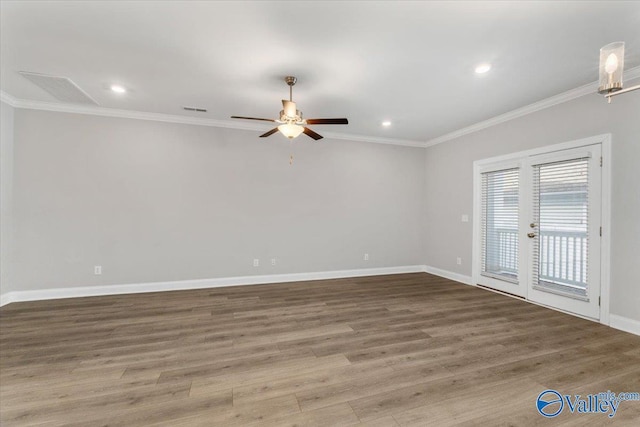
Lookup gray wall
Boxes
[3,89,638,324]
[423,87,640,322]
[7,109,425,293]
[1,102,14,293]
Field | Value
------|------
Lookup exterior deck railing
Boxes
[495,228,588,288]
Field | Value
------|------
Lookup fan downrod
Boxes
[285,76,297,101]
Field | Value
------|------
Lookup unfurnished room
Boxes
[1,1,639,425]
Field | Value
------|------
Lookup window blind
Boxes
[481,168,519,282]
[532,158,589,299]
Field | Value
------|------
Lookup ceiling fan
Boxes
[231,76,348,140]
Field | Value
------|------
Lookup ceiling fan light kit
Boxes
[278,123,304,139]
[231,76,348,140]
[598,41,640,103]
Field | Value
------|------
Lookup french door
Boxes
[475,143,602,320]
[478,162,527,297]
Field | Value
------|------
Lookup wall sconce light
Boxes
[598,41,640,103]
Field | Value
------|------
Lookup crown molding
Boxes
[0,91,424,148]
[0,90,19,107]
[319,131,425,148]
[0,92,268,132]
[424,66,640,147]
[4,66,639,150]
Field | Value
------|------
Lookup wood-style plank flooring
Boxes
[1,273,639,426]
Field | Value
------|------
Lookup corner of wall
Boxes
[0,101,15,296]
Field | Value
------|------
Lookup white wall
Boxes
[1,101,14,294]
[423,87,640,323]
[7,109,425,293]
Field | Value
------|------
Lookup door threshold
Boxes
[476,284,599,323]
[476,284,525,300]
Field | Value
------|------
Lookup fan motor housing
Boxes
[279,110,303,123]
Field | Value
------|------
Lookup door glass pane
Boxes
[532,158,589,299]
[481,168,519,282]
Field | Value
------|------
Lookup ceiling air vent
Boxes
[183,106,207,112]
[18,71,97,105]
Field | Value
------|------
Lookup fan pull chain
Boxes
[289,154,294,165]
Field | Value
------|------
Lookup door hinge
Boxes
[599,296,601,306]
[600,226,602,237]
[600,156,603,167]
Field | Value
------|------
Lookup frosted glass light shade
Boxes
[598,42,624,94]
[278,124,304,139]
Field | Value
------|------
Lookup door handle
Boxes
[527,232,535,238]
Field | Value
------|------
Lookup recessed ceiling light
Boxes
[110,84,126,94]
[382,121,392,127]
[475,63,491,74]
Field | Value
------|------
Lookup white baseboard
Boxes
[3,264,637,338]
[609,314,640,336]
[0,265,425,307]
[422,266,640,337]
[423,265,473,286]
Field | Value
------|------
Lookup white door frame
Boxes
[472,134,611,325]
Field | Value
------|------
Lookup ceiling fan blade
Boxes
[259,128,279,138]
[305,118,349,125]
[303,127,323,141]
[282,100,297,117]
[231,116,276,122]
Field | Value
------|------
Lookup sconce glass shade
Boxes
[598,42,625,94]
[277,123,304,139]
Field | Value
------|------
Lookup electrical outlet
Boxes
[271,258,276,266]
[94,265,102,275]
[456,257,462,265]
[253,259,259,267]
[364,253,369,261]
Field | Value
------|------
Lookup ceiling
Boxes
[2,1,639,145]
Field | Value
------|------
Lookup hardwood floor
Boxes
[1,273,639,426]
